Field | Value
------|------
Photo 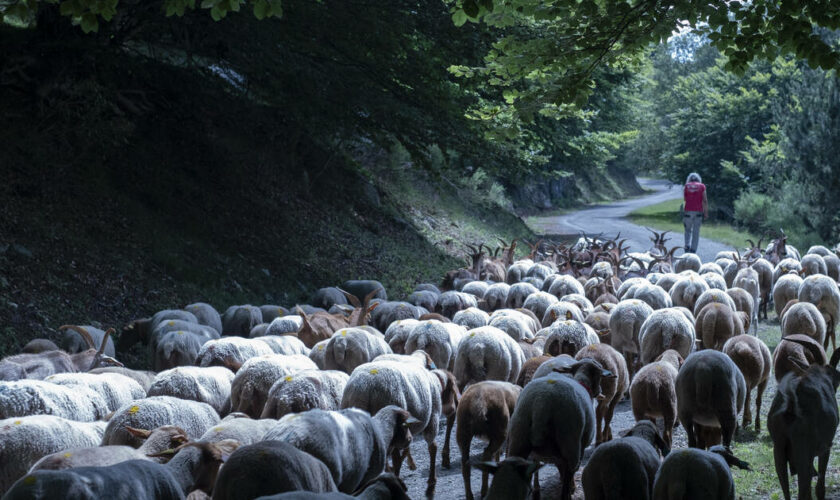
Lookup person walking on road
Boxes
[683,172,707,253]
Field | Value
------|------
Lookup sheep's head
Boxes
[552,358,615,400]
[150,440,240,493]
[473,457,544,500]
[621,420,670,457]
[708,445,752,471]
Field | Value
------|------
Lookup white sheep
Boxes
[772,273,803,317]
[798,273,840,350]
[45,372,145,413]
[404,320,464,371]
[631,283,673,310]
[324,328,392,374]
[639,308,696,364]
[230,354,319,417]
[669,274,710,312]
[261,369,349,419]
[147,366,235,416]
[102,395,220,447]
[0,379,109,421]
[482,283,511,311]
[454,326,525,390]
[549,275,585,298]
[452,308,489,330]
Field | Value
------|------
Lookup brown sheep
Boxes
[772,334,827,383]
[584,311,611,344]
[575,343,629,444]
[695,303,744,351]
[456,381,521,500]
[296,308,348,348]
[780,301,826,345]
[722,334,771,431]
[629,349,683,447]
[516,355,551,387]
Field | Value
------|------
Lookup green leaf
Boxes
[80,12,98,32]
[452,9,468,27]
[463,0,479,18]
[210,4,223,20]
[253,0,269,20]
[268,0,282,17]
[200,0,216,8]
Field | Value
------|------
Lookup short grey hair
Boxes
[686,172,702,183]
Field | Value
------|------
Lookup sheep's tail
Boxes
[466,342,487,383]
[235,381,255,414]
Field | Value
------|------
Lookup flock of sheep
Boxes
[1,230,840,500]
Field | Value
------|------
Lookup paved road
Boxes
[527,178,732,262]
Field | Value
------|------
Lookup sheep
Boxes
[559,293,594,315]
[695,303,744,351]
[581,420,670,500]
[341,360,459,498]
[194,337,275,372]
[781,301,826,345]
[154,330,211,372]
[341,280,388,303]
[149,319,220,353]
[530,354,577,381]
[324,328,392,375]
[773,258,803,286]
[212,440,337,499]
[30,425,190,471]
[185,303,224,334]
[583,311,610,341]
[575,343,629,443]
[260,369,349,419]
[505,283,538,309]
[823,253,840,281]
[482,283,510,311]
[631,283,673,310]
[722,260,739,288]
[296,308,350,349]
[521,292,558,324]
[609,299,654,378]
[7,438,240,500]
[382,319,420,354]
[436,291,478,319]
[692,289,737,318]
[229,354,319,417]
[102,396,220,447]
[1,328,120,380]
[768,344,840,500]
[652,273,680,293]
[639,308,696,364]
[616,277,647,300]
[772,273,803,317]
[409,290,439,312]
[452,308,489,330]
[0,379,110,421]
[471,457,542,500]
[488,314,534,341]
[260,305,291,324]
[454,326,525,390]
[119,309,198,352]
[220,305,263,337]
[548,275,585,299]
[261,316,303,337]
[461,281,490,299]
[310,288,349,310]
[252,473,410,500]
[702,272,727,291]
[45,372,146,412]
[722,334,771,431]
[751,258,774,320]
[798,273,840,350]
[403,321,463,371]
[542,320,597,357]
[629,349,684,447]
[676,350,746,449]
[58,325,115,357]
[669,275,710,312]
[0,415,106,495]
[773,334,827,383]
[506,359,615,500]
[799,253,828,277]
[651,446,751,500]
[541,302,584,327]
[21,339,58,354]
[369,302,425,333]
[700,262,724,276]
[263,406,414,494]
[147,366,235,416]
[455,381,521,500]
[675,253,702,273]
[197,415,276,445]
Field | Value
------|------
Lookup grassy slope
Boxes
[627,198,760,248]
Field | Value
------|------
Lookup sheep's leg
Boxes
[532,464,541,500]
[391,448,406,477]
[442,412,455,468]
[603,397,620,442]
[425,440,438,499]
[595,401,606,444]
[403,448,417,471]
[742,385,753,429]
[680,411,696,448]
[797,465,812,500]
[458,427,474,500]
[816,451,829,500]
[557,458,574,500]
[479,437,503,499]
[719,413,737,450]
[755,378,768,432]
[774,444,791,500]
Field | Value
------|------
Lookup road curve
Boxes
[528,178,732,261]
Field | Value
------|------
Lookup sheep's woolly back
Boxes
[196,337,274,369]
[199,415,276,445]
[702,273,727,291]
[530,354,576,380]
[560,294,595,315]
[454,326,525,387]
[589,261,614,280]
[522,292,559,323]
[262,369,349,419]
[639,308,696,363]
[231,354,319,417]
[452,308,489,330]
[654,274,681,293]
[262,316,303,336]
[772,274,803,317]
[631,283,673,310]
[45,373,146,413]
[184,302,223,333]
[693,290,737,317]
[800,254,828,277]
[0,415,106,495]
[482,283,511,311]
[461,281,490,299]
[699,262,724,276]
[102,395,219,447]
[652,448,736,499]
[542,320,596,357]
[341,360,442,441]
[617,278,647,300]
[542,302,585,328]
[798,274,840,325]
[404,321,463,371]
[488,315,533,341]
[154,330,204,372]
[408,290,439,311]
[0,380,109,421]
[257,335,309,356]
[308,339,330,369]
[773,258,802,285]
[147,366,235,415]
[490,309,540,335]
[609,299,654,355]
[674,253,702,274]
[546,275,584,299]
[695,303,743,350]
[324,328,392,375]
[670,276,710,311]
[505,283,539,309]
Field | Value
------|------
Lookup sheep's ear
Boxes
[600,369,616,379]
[653,432,670,457]
[471,460,499,474]
[124,426,152,439]
[565,310,573,320]
[405,417,421,426]
[787,356,810,375]
[551,366,572,374]
[524,460,544,477]
[211,440,240,463]
[148,448,178,461]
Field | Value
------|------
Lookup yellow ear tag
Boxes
[341,330,347,336]
[128,405,140,414]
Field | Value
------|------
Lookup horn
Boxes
[781,337,828,366]
[98,328,114,356]
[59,325,97,350]
[337,288,362,308]
[831,346,840,369]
